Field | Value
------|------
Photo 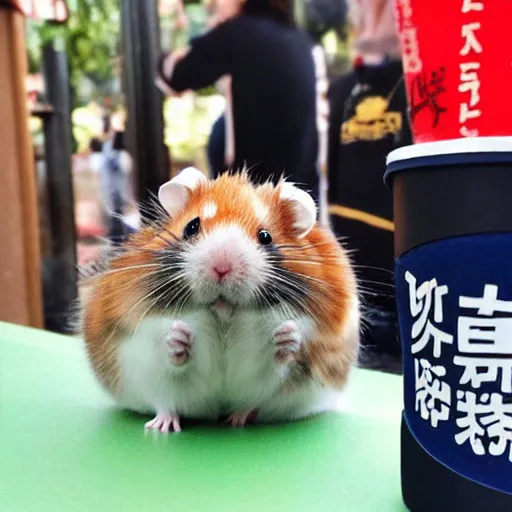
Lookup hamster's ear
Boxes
[158,167,207,217]
[279,182,317,238]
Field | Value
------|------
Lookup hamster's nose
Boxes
[212,263,232,281]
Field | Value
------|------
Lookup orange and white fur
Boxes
[82,168,360,432]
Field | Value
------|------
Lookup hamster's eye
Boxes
[183,217,200,239]
[258,229,273,246]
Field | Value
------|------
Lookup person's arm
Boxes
[156,20,235,94]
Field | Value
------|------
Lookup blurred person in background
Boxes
[102,130,133,244]
[202,0,236,180]
[89,129,135,244]
[156,0,321,202]
[327,0,412,371]
[88,137,104,175]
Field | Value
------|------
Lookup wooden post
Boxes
[122,0,170,220]
[0,8,43,327]
[42,43,77,332]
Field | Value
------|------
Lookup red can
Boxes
[394,0,512,143]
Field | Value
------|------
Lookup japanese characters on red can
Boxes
[393,0,512,142]
[459,0,484,137]
[395,0,422,74]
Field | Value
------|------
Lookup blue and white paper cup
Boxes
[385,137,512,512]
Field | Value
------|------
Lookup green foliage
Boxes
[26,0,120,107]
[163,94,224,162]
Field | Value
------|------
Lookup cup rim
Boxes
[387,136,512,165]
[384,137,512,188]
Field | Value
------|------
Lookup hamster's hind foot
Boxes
[273,320,303,364]
[145,411,182,433]
[226,409,258,427]
[166,320,194,366]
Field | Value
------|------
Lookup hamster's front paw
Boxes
[166,320,194,366]
[273,320,303,364]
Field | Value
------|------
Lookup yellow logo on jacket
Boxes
[341,96,402,143]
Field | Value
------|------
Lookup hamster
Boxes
[81,168,360,432]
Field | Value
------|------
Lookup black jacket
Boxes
[160,15,319,197]
[328,59,412,355]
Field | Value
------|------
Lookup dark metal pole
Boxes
[42,41,77,332]
[121,0,170,220]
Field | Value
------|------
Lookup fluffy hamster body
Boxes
[82,169,360,432]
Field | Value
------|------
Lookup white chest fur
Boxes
[116,308,331,422]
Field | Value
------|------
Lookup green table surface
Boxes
[0,322,406,512]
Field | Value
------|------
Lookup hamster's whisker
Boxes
[145,277,187,326]
[154,260,186,272]
[289,272,329,288]
[80,266,168,286]
[264,269,312,314]
[162,274,192,315]
[277,300,296,321]
[150,270,190,312]
[272,249,341,257]
[265,271,306,298]
[269,267,309,288]
[258,282,297,319]
[146,190,168,209]
[276,238,347,251]
[253,287,274,311]
[143,267,183,283]
[174,288,193,318]
[358,279,395,289]
[151,271,187,293]
[127,201,180,244]
[274,259,324,266]
[154,233,176,247]
[148,282,187,315]
[254,285,278,309]
[111,246,168,257]
[77,247,173,279]
[266,267,309,292]
[132,299,160,336]
[154,252,186,270]
[146,228,183,248]
[153,251,183,262]
[266,257,344,268]
[352,264,395,275]
[119,274,186,331]
[157,225,181,243]
[356,286,394,299]
[137,204,171,229]
[272,254,345,264]
[92,263,160,277]
[266,262,329,289]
